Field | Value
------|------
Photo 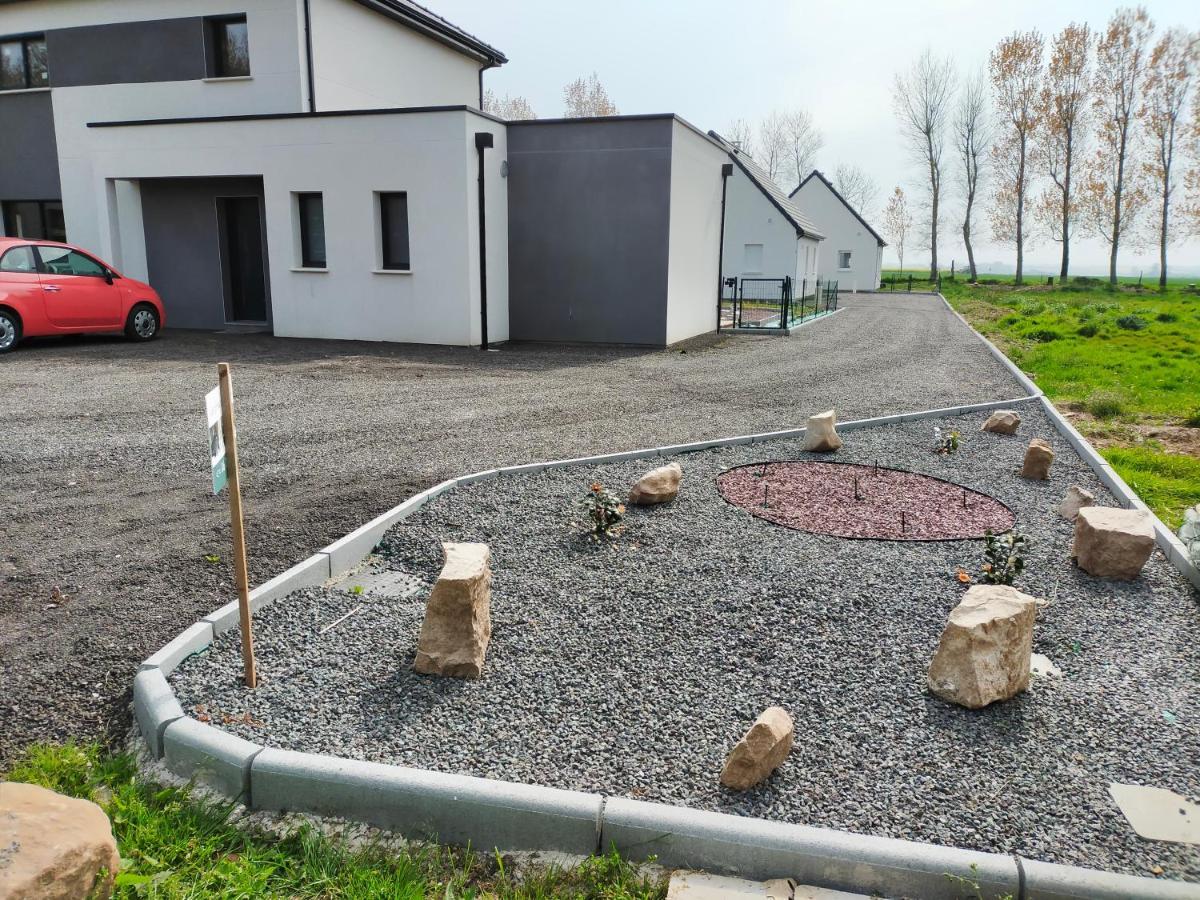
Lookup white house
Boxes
[789,170,885,293]
[708,133,823,297]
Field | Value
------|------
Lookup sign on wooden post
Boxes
[209,362,257,688]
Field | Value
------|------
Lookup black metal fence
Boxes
[719,276,840,331]
[879,272,942,293]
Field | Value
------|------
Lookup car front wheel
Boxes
[125,304,160,341]
[0,310,20,353]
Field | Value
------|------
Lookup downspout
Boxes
[475,132,494,350]
[302,0,316,112]
[478,67,484,109]
[715,163,733,332]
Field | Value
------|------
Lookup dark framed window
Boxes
[0,34,48,91]
[206,16,250,78]
[297,193,326,268]
[2,200,65,242]
[378,192,410,270]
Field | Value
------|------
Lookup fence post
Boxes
[908,273,913,292]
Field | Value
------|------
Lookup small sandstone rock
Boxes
[981,410,1022,434]
[413,542,492,678]
[801,409,842,453]
[1020,438,1054,480]
[928,584,1039,709]
[0,781,119,900]
[1073,507,1155,580]
[1057,485,1095,520]
[720,706,794,790]
[629,462,681,505]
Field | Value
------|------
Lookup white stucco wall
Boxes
[664,121,726,346]
[719,163,799,283]
[71,109,505,346]
[309,0,483,111]
[791,177,883,292]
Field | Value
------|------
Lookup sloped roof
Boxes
[791,169,886,247]
[351,0,507,65]
[708,131,825,241]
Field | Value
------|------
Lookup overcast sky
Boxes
[439,0,1200,277]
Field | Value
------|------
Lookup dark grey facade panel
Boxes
[140,177,270,330]
[0,90,60,200]
[506,119,673,346]
[46,18,207,87]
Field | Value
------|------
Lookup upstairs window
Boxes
[2,200,65,242]
[207,16,250,78]
[1,34,48,91]
[296,193,326,268]
[838,251,852,270]
[378,192,410,271]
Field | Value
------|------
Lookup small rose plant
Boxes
[579,482,625,539]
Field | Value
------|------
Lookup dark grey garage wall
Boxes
[46,18,207,86]
[140,177,268,330]
[0,90,60,200]
[506,117,673,346]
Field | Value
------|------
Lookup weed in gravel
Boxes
[578,483,626,539]
[981,529,1027,585]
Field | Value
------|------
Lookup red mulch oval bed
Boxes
[716,461,1015,541]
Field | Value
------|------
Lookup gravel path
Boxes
[173,404,1200,882]
[0,292,1029,761]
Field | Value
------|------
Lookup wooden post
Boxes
[217,362,257,688]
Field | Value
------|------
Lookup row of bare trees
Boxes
[891,7,1199,288]
[482,72,618,120]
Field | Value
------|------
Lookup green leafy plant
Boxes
[204,554,221,564]
[1157,312,1177,323]
[1085,390,1125,420]
[1116,314,1148,331]
[934,426,960,454]
[1028,328,1062,343]
[578,482,625,539]
[981,529,1027,585]
[1076,323,1100,337]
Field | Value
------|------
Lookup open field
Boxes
[887,271,1200,528]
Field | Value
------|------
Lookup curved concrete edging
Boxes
[722,305,845,336]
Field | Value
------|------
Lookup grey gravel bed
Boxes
[172,403,1200,882]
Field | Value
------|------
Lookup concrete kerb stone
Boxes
[162,717,262,803]
[204,552,332,635]
[322,482,454,576]
[1020,857,1200,900]
[600,797,1019,900]
[138,621,213,676]
[132,667,184,759]
[938,292,1043,398]
[250,748,604,856]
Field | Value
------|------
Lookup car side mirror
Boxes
[104,270,114,285]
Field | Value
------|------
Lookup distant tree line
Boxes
[482,72,619,121]
[889,7,1199,288]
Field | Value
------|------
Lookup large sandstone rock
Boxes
[629,462,682,505]
[1020,438,1054,480]
[1057,485,1095,520]
[719,706,794,790]
[413,542,492,678]
[801,409,842,453]
[927,585,1038,709]
[1073,507,1155,580]
[981,410,1021,435]
[0,781,119,900]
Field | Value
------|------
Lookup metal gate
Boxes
[719,276,839,331]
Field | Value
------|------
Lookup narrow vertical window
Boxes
[378,192,410,271]
[207,16,250,78]
[297,193,325,268]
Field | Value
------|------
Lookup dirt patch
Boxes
[1060,409,1200,457]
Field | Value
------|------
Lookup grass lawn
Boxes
[883,271,1200,529]
[4,744,665,899]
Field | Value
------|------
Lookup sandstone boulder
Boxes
[720,706,794,790]
[628,462,682,505]
[927,584,1038,709]
[1057,485,1096,520]
[0,781,119,900]
[413,542,492,678]
[1020,438,1054,480]
[981,410,1022,435]
[1073,507,1155,580]
[801,409,842,453]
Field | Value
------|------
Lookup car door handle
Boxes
[43,285,62,292]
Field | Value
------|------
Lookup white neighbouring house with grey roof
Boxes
[789,170,886,293]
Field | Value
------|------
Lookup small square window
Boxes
[207,16,250,78]
[1,35,48,91]
[838,251,852,270]
[296,193,325,268]
[378,192,410,271]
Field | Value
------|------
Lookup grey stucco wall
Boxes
[46,18,208,87]
[140,177,268,331]
[506,117,673,346]
[0,90,60,201]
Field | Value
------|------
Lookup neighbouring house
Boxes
[789,170,885,293]
[0,0,731,347]
[708,132,823,297]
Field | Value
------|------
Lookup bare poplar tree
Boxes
[482,89,537,121]
[1034,23,1091,279]
[1140,27,1198,287]
[893,50,956,280]
[783,110,824,189]
[833,164,879,217]
[562,73,618,118]
[1187,91,1200,237]
[989,30,1044,285]
[726,118,755,156]
[883,186,913,272]
[757,111,789,182]
[1082,7,1155,287]
[953,67,991,282]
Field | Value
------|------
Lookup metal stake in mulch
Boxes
[762,484,770,509]
[962,488,968,510]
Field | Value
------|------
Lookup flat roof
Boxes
[88,104,506,129]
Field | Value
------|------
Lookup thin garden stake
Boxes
[218,362,257,688]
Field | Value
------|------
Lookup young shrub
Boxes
[1116,314,1148,331]
[1028,328,1062,343]
[933,426,960,454]
[981,529,1027,585]
[578,482,625,539]
[1076,323,1100,337]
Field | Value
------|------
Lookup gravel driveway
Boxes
[0,293,1026,762]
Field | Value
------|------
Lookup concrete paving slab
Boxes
[1109,784,1199,844]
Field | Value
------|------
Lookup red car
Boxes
[0,237,165,353]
